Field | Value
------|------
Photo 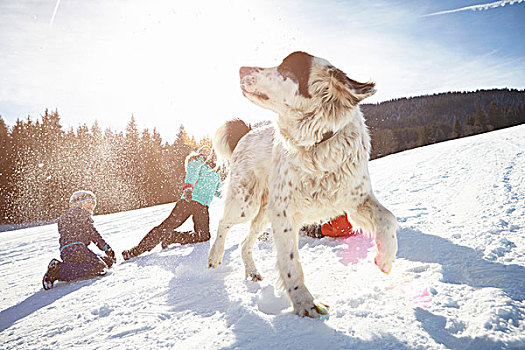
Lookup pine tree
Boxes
[371,129,398,158]
[0,117,13,223]
[91,120,102,140]
[174,124,187,148]
[452,118,463,138]
[170,124,192,199]
[488,101,505,130]
[465,114,475,126]
[121,115,143,208]
[9,115,50,223]
[418,125,433,145]
[464,114,475,136]
[197,135,213,149]
[40,109,67,218]
[473,105,488,134]
[151,128,171,204]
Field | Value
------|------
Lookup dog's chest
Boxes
[286,160,368,204]
[289,169,341,199]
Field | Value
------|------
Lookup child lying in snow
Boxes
[300,214,357,238]
[122,145,222,260]
[42,190,116,290]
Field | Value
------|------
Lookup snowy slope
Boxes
[1,125,525,350]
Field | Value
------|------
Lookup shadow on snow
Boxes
[0,278,96,332]
[416,307,524,350]
[135,238,412,350]
[397,227,525,301]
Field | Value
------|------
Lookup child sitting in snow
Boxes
[122,145,222,260]
[42,190,116,290]
[300,213,357,238]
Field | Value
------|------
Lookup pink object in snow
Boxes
[404,285,432,307]
[339,233,374,266]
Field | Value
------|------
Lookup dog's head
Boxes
[240,52,376,146]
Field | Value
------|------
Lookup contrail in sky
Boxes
[423,0,524,17]
[49,0,61,27]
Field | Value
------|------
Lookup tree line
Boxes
[1,88,524,225]
[364,88,525,158]
[0,110,210,225]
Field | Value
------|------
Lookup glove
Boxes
[183,187,193,201]
[106,247,117,263]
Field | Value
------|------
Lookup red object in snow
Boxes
[321,214,356,237]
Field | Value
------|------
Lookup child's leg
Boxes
[132,200,193,255]
[59,246,108,281]
[190,203,210,242]
[163,203,210,247]
[42,258,61,290]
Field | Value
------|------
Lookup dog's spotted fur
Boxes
[208,52,398,318]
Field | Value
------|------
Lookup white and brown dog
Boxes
[208,52,398,318]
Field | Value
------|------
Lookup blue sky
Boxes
[0,0,524,140]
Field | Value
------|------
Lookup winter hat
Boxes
[69,190,97,206]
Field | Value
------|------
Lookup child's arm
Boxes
[183,160,201,187]
[214,175,222,197]
[83,215,112,253]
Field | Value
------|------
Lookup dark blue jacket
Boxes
[58,207,109,252]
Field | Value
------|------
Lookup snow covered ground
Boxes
[1,125,524,349]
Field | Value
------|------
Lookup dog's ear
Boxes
[326,67,376,105]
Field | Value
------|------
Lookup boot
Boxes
[300,224,324,239]
[42,258,61,290]
[122,247,140,261]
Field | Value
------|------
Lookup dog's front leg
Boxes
[272,215,327,318]
[352,193,398,274]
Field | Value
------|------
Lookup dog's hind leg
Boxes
[209,182,259,269]
[350,193,398,274]
[241,205,268,281]
[208,219,233,268]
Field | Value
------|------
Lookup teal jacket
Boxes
[182,156,222,207]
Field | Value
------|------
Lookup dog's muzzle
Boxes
[239,66,269,101]
[240,87,269,101]
[239,66,260,78]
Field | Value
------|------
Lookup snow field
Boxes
[1,125,525,349]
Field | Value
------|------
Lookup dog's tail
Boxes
[213,118,251,170]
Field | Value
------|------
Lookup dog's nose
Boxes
[239,66,258,78]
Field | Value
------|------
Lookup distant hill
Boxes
[362,89,525,158]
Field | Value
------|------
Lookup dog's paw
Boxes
[246,272,264,282]
[374,235,397,274]
[208,256,222,268]
[208,246,223,268]
[374,256,393,274]
[295,301,330,319]
[374,251,395,274]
